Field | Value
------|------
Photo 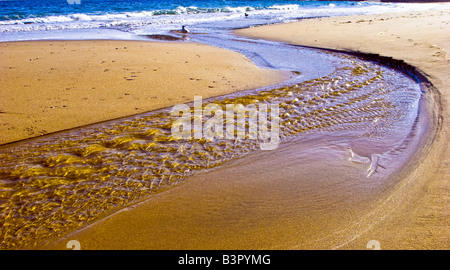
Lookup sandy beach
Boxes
[0,40,287,145]
[0,6,448,250]
[38,8,449,250]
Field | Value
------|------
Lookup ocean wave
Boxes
[0,2,447,34]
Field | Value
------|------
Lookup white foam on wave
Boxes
[0,2,448,37]
[268,4,300,11]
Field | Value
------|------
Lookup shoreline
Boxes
[0,39,289,146]
[0,9,448,250]
[47,9,448,250]
[236,8,449,249]
[44,14,440,249]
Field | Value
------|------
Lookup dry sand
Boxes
[43,9,449,250]
[0,40,288,145]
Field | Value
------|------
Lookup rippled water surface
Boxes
[0,46,422,248]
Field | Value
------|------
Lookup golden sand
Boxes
[2,9,449,250]
[236,9,450,249]
[0,40,288,145]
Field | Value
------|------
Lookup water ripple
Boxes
[0,52,421,249]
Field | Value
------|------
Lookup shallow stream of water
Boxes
[0,30,424,248]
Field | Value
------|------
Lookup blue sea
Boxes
[0,0,446,41]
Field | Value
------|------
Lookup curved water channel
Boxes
[0,28,424,249]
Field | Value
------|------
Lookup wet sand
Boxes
[47,139,399,250]
[0,40,287,145]
[0,44,424,250]
[236,8,449,249]
[44,9,449,250]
